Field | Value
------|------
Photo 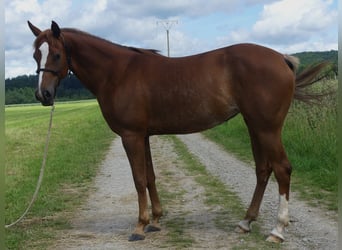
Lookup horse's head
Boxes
[28,21,70,106]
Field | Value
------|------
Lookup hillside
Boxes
[293,50,337,74]
[5,74,94,105]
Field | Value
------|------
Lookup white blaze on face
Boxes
[38,42,49,97]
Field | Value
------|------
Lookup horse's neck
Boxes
[65,32,129,95]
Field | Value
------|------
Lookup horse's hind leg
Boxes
[235,128,273,233]
[236,126,291,242]
[144,136,163,232]
[267,150,292,243]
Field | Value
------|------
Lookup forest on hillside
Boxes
[5,74,94,105]
[292,50,337,75]
[5,50,338,105]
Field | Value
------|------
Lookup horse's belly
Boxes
[148,103,239,135]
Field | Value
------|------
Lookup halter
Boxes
[36,68,60,76]
[36,34,73,78]
[62,33,73,75]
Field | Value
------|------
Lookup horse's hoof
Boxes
[145,224,161,233]
[266,234,284,243]
[234,225,249,234]
[128,233,145,241]
[235,220,251,234]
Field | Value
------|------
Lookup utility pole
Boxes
[157,20,178,57]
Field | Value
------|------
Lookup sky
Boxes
[5,0,338,79]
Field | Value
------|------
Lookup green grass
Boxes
[284,92,337,210]
[5,100,114,249]
[204,80,337,211]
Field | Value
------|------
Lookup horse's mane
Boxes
[62,28,160,55]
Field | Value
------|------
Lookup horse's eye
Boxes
[54,54,61,61]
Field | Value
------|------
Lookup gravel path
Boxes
[178,133,338,250]
[51,134,337,249]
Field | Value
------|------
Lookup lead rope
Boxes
[5,105,55,228]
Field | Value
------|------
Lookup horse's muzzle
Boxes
[35,89,54,106]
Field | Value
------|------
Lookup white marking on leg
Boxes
[237,219,251,232]
[278,194,289,225]
[38,42,49,97]
[270,194,289,241]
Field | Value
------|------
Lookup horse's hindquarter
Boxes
[226,44,296,128]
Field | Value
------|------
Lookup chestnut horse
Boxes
[28,21,327,243]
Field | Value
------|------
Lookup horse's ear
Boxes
[51,21,61,38]
[28,21,41,37]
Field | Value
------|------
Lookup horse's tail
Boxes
[284,55,331,103]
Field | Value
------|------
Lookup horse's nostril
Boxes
[43,90,51,99]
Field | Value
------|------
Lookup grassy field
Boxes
[204,80,338,211]
[5,100,114,249]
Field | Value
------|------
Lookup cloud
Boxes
[5,46,35,77]
[6,0,72,28]
[244,0,277,4]
[107,1,242,18]
[5,0,337,78]
[67,0,245,41]
[251,0,337,44]
[5,0,72,49]
[217,0,337,53]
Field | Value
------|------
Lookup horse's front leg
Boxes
[122,134,149,241]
